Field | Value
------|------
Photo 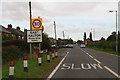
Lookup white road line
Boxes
[89,55,94,58]
[86,53,89,55]
[104,66,120,78]
[94,59,101,64]
[47,51,69,80]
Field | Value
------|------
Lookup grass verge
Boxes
[2,53,60,79]
[87,46,120,56]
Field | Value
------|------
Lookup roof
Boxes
[0,25,11,33]
[8,28,25,36]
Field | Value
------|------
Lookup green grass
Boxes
[87,46,120,56]
[2,53,60,78]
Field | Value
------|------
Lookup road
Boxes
[47,44,120,80]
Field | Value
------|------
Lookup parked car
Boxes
[66,44,73,48]
[80,44,86,48]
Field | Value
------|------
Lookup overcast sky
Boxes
[0,0,120,41]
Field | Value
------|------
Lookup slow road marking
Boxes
[61,63,103,70]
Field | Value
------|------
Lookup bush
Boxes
[2,34,13,40]
[2,45,21,64]
[2,40,30,64]
[88,41,116,51]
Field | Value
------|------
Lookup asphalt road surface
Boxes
[47,44,120,80]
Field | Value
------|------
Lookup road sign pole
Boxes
[39,43,41,53]
[29,1,32,59]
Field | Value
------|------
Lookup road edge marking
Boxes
[47,51,69,80]
[104,66,120,78]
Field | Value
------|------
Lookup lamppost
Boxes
[91,28,95,41]
[109,10,118,52]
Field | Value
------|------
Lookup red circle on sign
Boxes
[32,19,42,29]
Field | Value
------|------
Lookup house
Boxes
[0,24,26,40]
[0,25,11,35]
[7,24,25,39]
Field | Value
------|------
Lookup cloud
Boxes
[1,2,44,21]
[42,2,100,17]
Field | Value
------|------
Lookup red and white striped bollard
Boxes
[23,56,28,72]
[47,51,50,62]
[55,50,58,57]
[38,53,42,66]
[9,61,14,78]
[52,50,55,59]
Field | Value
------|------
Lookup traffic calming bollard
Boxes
[23,56,28,72]
[52,50,55,59]
[9,61,14,79]
[47,51,50,62]
[55,50,58,57]
[38,53,42,66]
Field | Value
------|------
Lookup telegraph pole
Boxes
[63,31,65,45]
[29,1,32,58]
[54,21,57,48]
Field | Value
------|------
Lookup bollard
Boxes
[38,53,42,66]
[47,51,50,62]
[23,56,28,72]
[55,50,58,57]
[52,50,55,59]
[9,61,14,79]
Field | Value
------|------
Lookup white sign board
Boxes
[27,30,42,43]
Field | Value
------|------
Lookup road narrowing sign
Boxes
[32,18,42,30]
[27,30,42,43]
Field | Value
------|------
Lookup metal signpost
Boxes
[29,1,43,58]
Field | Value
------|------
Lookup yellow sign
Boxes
[32,18,42,30]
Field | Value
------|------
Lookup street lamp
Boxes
[91,28,95,41]
[109,10,118,52]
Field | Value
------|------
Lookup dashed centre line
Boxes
[81,49,120,78]
[104,66,120,78]
[94,59,101,64]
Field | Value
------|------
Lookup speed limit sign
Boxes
[32,18,42,30]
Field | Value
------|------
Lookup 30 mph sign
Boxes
[32,18,42,30]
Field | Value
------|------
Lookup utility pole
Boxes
[38,16,41,53]
[54,21,57,48]
[63,31,65,39]
[91,28,95,41]
[29,1,32,59]
[109,10,118,52]
[63,31,65,45]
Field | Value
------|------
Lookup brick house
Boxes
[0,24,26,40]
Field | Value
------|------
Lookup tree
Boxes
[89,32,93,41]
[107,32,116,41]
[77,40,83,44]
[84,32,86,41]
[41,33,52,51]
[100,37,105,41]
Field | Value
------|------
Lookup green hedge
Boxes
[2,39,52,63]
[2,40,30,64]
[88,41,116,51]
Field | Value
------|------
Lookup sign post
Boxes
[32,18,43,53]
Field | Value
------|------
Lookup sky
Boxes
[0,0,120,41]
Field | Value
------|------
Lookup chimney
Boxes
[8,24,12,30]
[24,29,27,33]
[16,26,20,30]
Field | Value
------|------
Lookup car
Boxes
[66,44,73,48]
[80,44,86,48]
